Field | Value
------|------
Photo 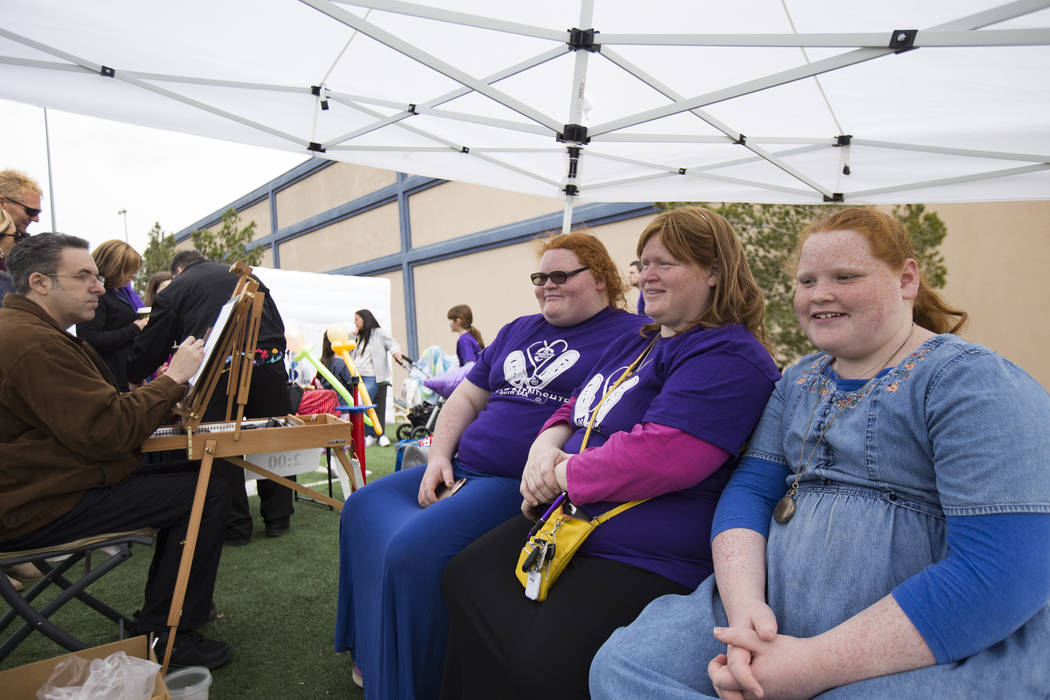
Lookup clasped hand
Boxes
[519,440,568,519]
[708,605,825,700]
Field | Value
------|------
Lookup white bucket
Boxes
[164,666,212,700]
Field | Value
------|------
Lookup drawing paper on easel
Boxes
[188,297,236,388]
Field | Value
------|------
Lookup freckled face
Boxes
[794,229,915,366]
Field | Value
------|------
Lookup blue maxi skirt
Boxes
[334,462,523,700]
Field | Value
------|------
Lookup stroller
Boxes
[393,346,456,441]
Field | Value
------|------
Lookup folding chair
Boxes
[0,529,155,663]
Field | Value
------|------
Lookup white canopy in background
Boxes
[1,0,1048,220]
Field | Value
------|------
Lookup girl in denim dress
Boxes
[591,207,1050,698]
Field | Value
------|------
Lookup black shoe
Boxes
[158,629,233,670]
[265,519,290,538]
[224,533,251,547]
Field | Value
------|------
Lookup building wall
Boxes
[176,160,1050,391]
[277,202,400,272]
[409,181,562,247]
[933,201,1050,386]
[276,162,396,227]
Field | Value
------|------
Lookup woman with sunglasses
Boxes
[75,240,146,391]
[0,209,18,299]
[591,208,1050,698]
[0,169,42,240]
[439,207,780,698]
[335,232,643,700]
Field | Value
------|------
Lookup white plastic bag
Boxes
[37,651,159,700]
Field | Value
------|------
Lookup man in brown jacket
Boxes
[0,233,233,669]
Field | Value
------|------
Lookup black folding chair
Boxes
[0,529,155,662]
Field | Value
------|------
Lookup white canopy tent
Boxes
[1,0,1048,228]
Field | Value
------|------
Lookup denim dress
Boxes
[591,335,1050,698]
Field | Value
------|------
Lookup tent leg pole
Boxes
[561,197,575,233]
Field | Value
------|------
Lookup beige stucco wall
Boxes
[239,200,272,241]
[276,202,400,273]
[276,162,397,228]
[377,268,409,392]
[933,201,1050,388]
[408,181,563,247]
[183,158,1046,392]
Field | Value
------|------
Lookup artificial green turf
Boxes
[1,443,401,698]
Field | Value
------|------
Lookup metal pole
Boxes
[118,209,128,242]
[43,108,57,230]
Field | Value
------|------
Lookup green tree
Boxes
[658,202,950,366]
[190,208,263,268]
[133,222,176,295]
[131,209,265,297]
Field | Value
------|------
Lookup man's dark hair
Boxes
[7,232,89,294]
[170,250,207,276]
[629,260,642,272]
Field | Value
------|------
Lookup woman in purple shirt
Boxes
[440,207,780,699]
[335,232,644,700]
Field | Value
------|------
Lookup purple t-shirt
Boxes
[565,324,779,588]
[456,332,482,365]
[456,307,645,478]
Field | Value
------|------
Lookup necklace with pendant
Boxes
[773,323,915,524]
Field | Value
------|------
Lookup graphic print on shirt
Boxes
[573,358,652,429]
[502,339,580,395]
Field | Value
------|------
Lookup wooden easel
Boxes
[141,263,362,673]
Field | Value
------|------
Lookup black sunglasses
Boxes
[530,266,589,286]
[4,196,41,219]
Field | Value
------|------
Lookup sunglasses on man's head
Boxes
[530,266,590,286]
[3,197,41,218]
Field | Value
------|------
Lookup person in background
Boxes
[446,304,485,365]
[627,259,645,315]
[128,250,294,543]
[320,329,356,392]
[350,309,404,447]
[441,206,779,699]
[0,209,31,592]
[591,207,1050,698]
[76,240,146,392]
[0,233,231,669]
[0,208,22,299]
[144,270,172,306]
[335,232,645,700]
[0,169,42,239]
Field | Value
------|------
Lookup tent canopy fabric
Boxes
[2,0,1048,208]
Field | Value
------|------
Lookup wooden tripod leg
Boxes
[224,456,345,512]
[161,439,217,676]
[333,447,364,492]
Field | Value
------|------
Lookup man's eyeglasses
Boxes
[3,197,42,219]
[48,273,105,287]
[530,266,589,286]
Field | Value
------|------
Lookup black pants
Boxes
[441,515,689,700]
[204,362,294,538]
[0,471,231,632]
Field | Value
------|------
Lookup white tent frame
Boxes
[1,0,1048,229]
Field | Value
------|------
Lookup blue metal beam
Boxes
[328,202,656,277]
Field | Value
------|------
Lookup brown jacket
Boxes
[0,295,185,541]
